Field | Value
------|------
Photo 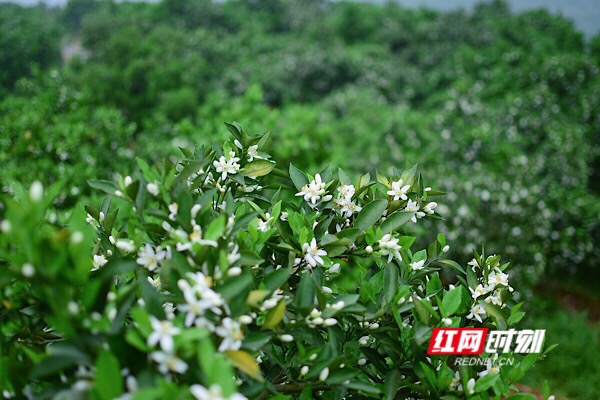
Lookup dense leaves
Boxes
[0,0,597,285]
[0,128,549,398]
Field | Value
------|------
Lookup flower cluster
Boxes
[0,127,542,399]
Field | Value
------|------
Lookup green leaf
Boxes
[263,267,292,292]
[289,164,309,191]
[205,215,226,241]
[262,300,286,329]
[297,271,316,310]
[379,211,415,234]
[243,159,275,177]
[383,263,399,306]
[474,373,499,393]
[345,380,382,394]
[384,370,403,399]
[354,199,387,232]
[542,380,550,399]
[95,351,124,400]
[103,208,119,234]
[224,122,243,142]
[438,259,466,275]
[218,271,255,301]
[507,311,525,325]
[482,302,507,330]
[226,350,264,382]
[88,180,117,195]
[441,288,462,317]
[338,168,352,185]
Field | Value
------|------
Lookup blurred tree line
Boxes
[1,0,599,286]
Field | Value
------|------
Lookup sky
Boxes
[1,0,598,37]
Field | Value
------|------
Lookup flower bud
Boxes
[279,334,294,342]
[22,263,35,278]
[319,367,329,382]
[29,181,43,202]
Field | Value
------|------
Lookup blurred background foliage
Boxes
[0,0,599,397]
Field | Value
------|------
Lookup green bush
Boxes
[0,126,551,399]
[0,72,137,204]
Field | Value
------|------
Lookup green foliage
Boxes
[0,4,62,95]
[0,129,545,398]
[521,304,600,400]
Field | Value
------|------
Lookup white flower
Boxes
[147,183,160,197]
[300,366,310,376]
[176,224,219,252]
[469,284,490,299]
[92,254,108,271]
[215,317,243,352]
[29,181,43,202]
[358,335,371,346]
[466,304,487,323]
[124,176,133,187]
[442,318,453,326]
[22,263,35,278]
[302,238,327,267]
[178,274,224,319]
[136,244,167,272]
[319,367,329,382]
[213,154,241,181]
[329,263,340,274]
[484,291,503,306]
[478,362,500,377]
[191,204,202,219]
[257,213,273,232]
[450,371,463,391]
[227,267,242,277]
[338,199,362,217]
[190,384,247,400]
[357,358,367,366]
[247,145,262,162]
[168,203,179,221]
[227,244,241,264]
[488,270,509,287]
[147,317,180,352]
[442,245,450,253]
[1,219,12,233]
[378,234,402,262]
[150,351,188,375]
[296,174,328,206]
[466,378,475,395]
[423,202,438,215]
[279,334,294,342]
[410,260,425,271]
[116,239,136,254]
[405,199,420,223]
[387,180,410,201]
[468,258,479,268]
[337,184,355,199]
[324,318,338,326]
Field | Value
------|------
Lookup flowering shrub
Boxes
[0,124,552,399]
